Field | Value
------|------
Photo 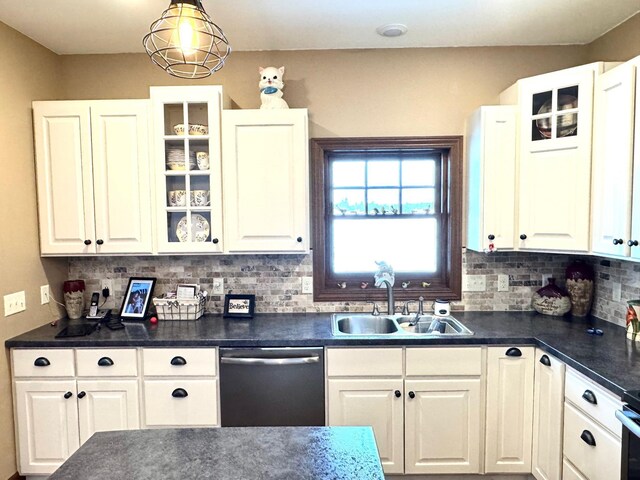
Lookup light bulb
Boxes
[178,18,195,54]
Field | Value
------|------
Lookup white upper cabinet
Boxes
[466,106,517,252]
[150,86,225,253]
[222,109,309,253]
[591,56,640,259]
[34,100,152,255]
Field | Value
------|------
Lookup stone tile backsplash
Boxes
[68,250,639,325]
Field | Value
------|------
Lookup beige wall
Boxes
[587,13,640,62]
[0,21,67,479]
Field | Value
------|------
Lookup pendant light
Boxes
[143,0,231,79]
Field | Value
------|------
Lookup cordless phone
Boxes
[86,292,108,319]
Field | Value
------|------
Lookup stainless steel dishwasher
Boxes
[219,347,325,427]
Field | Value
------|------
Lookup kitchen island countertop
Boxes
[48,426,384,480]
[6,310,639,397]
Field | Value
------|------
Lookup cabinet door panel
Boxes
[631,65,640,260]
[91,101,153,253]
[14,380,79,475]
[327,378,404,474]
[143,379,218,427]
[77,380,140,445]
[33,102,95,254]
[485,346,535,473]
[405,378,482,474]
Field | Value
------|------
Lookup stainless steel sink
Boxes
[332,313,473,337]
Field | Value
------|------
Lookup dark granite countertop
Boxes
[6,311,639,398]
[48,426,384,480]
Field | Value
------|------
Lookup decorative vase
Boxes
[532,278,571,316]
[627,300,640,342]
[63,280,85,319]
[565,260,595,317]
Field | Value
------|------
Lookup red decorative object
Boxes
[63,279,85,293]
[63,280,85,319]
[565,261,594,317]
[532,278,571,316]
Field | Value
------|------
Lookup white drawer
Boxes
[326,348,403,377]
[76,349,138,377]
[143,379,218,427]
[12,349,75,377]
[562,458,588,480]
[142,348,217,377]
[563,402,621,480]
[565,367,622,437]
[406,347,482,376]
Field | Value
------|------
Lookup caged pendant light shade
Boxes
[143,0,231,79]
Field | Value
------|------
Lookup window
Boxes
[311,137,462,303]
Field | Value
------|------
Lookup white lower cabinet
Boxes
[326,347,484,475]
[532,349,565,480]
[485,346,535,473]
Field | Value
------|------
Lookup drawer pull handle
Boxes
[172,388,189,398]
[170,356,187,366]
[580,430,596,446]
[97,357,114,367]
[34,357,51,367]
[582,389,597,405]
[77,391,86,399]
[506,347,522,357]
[539,354,551,366]
[394,390,401,398]
[64,391,73,399]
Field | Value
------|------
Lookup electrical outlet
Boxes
[4,291,26,316]
[497,275,509,292]
[212,278,224,295]
[463,275,486,292]
[301,277,313,294]
[40,285,50,305]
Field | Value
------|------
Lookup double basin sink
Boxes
[332,313,473,337]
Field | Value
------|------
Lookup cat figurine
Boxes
[259,66,289,109]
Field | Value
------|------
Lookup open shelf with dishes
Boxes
[151,86,224,253]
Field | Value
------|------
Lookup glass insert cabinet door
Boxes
[530,85,579,142]
[150,86,224,253]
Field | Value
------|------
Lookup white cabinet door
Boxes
[532,350,565,480]
[466,106,517,252]
[76,379,140,444]
[90,101,153,254]
[485,346,535,473]
[222,109,309,253]
[630,58,640,260]
[404,378,482,474]
[14,380,80,475]
[33,102,95,254]
[516,65,599,252]
[327,378,404,474]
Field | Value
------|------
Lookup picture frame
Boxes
[119,277,156,320]
[223,294,256,318]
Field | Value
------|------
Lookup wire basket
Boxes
[153,294,205,321]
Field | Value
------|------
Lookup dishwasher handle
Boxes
[220,355,320,366]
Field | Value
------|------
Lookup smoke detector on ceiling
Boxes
[376,24,408,38]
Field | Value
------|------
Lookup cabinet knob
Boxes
[628,240,639,247]
[170,356,187,366]
[96,239,104,245]
[34,357,50,367]
[296,237,303,243]
[171,388,189,398]
[506,347,522,357]
[613,238,624,245]
[212,238,219,244]
[519,234,527,240]
[394,390,401,398]
[97,357,114,367]
[64,391,73,399]
[581,389,597,405]
[487,234,495,240]
[539,354,551,367]
[408,391,416,399]
[580,430,597,447]
[77,391,86,399]
[84,239,92,245]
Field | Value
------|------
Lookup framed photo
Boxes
[119,277,156,320]
[223,294,256,318]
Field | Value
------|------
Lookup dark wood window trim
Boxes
[310,136,463,303]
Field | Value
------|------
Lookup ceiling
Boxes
[0,0,638,55]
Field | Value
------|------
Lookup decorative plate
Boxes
[176,214,210,242]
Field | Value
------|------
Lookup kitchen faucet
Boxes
[374,261,395,315]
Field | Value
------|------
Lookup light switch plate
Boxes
[463,275,486,292]
[4,291,26,316]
